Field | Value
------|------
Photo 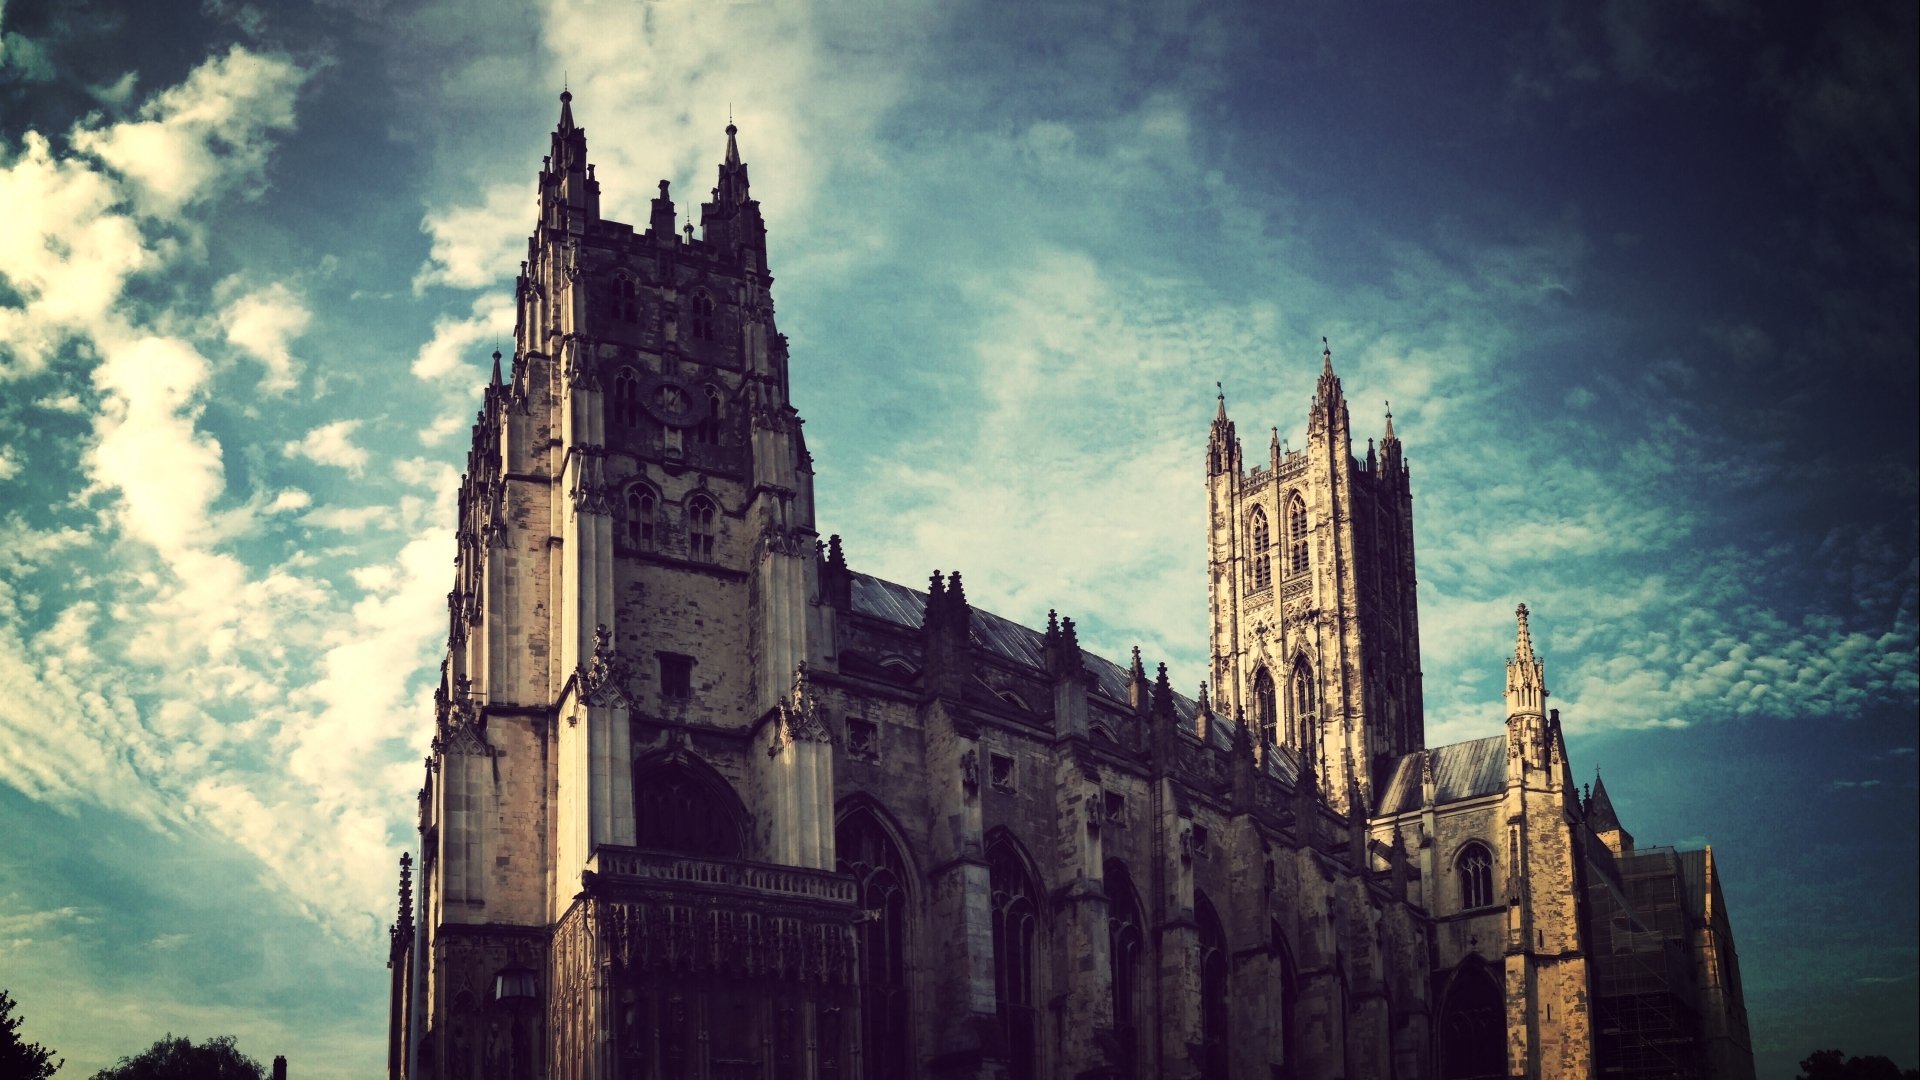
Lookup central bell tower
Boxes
[398,93,858,1080]
[1205,342,1424,814]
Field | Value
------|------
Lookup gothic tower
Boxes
[1498,604,1595,1078]
[399,94,858,1080]
[1205,342,1423,815]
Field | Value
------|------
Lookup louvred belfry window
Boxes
[1254,668,1278,746]
[1287,493,1309,577]
[613,368,641,426]
[690,292,715,341]
[625,486,656,549]
[1250,506,1272,590]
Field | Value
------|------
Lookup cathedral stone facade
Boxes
[384,95,1755,1080]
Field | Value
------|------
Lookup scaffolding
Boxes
[1589,847,1705,1080]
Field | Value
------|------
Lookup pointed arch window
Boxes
[1457,843,1494,910]
[694,385,724,445]
[1250,506,1272,591]
[617,276,639,323]
[624,485,657,549]
[1288,658,1317,752]
[613,368,642,427]
[989,834,1043,1080]
[689,292,716,341]
[1286,493,1309,578]
[1270,920,1299,1078]
[687,495,717,562]
[1253,668,1278,747]
[631,762,745,857]
[1196,892,1230,1080]
[837,811,913,1079]
[1106,861,1147,1079]
[1438,957,1505,1080]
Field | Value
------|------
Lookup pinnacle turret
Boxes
[1506,603,1547,718]
[701,120,766,262]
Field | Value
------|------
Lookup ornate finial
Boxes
[1322,336,1332,367]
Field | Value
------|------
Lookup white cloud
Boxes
[220,279,311,393]
[284,419,371,476]
[0,447,20,481]
[411,293,513,381]
[302,505,388,532]
[86,334,226,561]
[413,181,532,292]
[71,45,307,216]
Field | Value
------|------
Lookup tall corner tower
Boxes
[1205,341,1424,815]
[399,93,858,1080]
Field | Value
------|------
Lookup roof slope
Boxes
[1373,735,1506,815]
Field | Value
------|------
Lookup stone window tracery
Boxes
[624,484,657,549]
[1197,892,1230,1080]
[1286,493,1309,578]
[1250,506,1272,591]
[1254,667,1278,746]
[694,385,724,445]
[689,291,716,341]
[1457,843,1494,910]
[687,495,717,562]
[631,762,744,857]
[837,810,913,1079]
[1288,658,1317,752]
[989,833,1043,1080]
[1106,861,1147,1078]
[613,367,642,427]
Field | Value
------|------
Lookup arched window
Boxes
[689,292,715,341]
[1457,843,1494,910]
[617,275,639,323]
[1270,920,1299,1079]
[1105,861,1147,1079]
[989,833,1042,1080]
[1438,958,1505,1080]
[694,386,724,445]
[1250,506,1272,590]
[1288,658,1316,752]
[687,495,717,562]
[631,761,745,857]
[624,485,656,549]
[1286,493,1309,577]
[837,810,913,1079]
[1196,892,1230,1080]
[612,368,641,427]
[1253,668,1278,747]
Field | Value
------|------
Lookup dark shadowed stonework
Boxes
[384,94,1755,1080]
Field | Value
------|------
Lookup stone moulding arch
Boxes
[834,793,921,896]
[629,749,751,858]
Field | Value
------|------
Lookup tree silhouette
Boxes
[87,1035,262,1080]
[0,989,62,1080]
[1797,1048,1920,1080]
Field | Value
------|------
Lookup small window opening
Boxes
[690,292,716,341]
[989,753,1016,793]
[658,653,694,699]
[626,487,656,549]
[613,368,642,427]
[1250,506,1271,591]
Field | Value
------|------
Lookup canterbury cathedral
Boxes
[384,94,1755,1080]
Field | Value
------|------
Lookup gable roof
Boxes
[847,571,1250,754]
[1372,735,1506,815]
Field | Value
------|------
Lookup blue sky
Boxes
[0,1,1912,1077]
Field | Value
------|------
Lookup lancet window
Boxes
[1197,892,1230,1080]
[1288,658,1317,750]
[612,367,642,427]
[1250,506,1272,590]
[624,485,656,549]
[694,385,724,445]
[687,495,717,562]
[989,833,1043,1080]
[1286,493,1309,577]
[689,291,716,341]
[1106,861,1147,1078]
[1254,667,1278,746]
[837,810,913,1079]
[1457,843,1494,910]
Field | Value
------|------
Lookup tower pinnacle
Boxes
[1506,602,1547,717]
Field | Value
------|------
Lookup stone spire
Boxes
[1310,336,1349,433]
[715,121,751,209]
[1506,603,1547,718]
[1207,382,1239,476]
[541,89,599,229]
